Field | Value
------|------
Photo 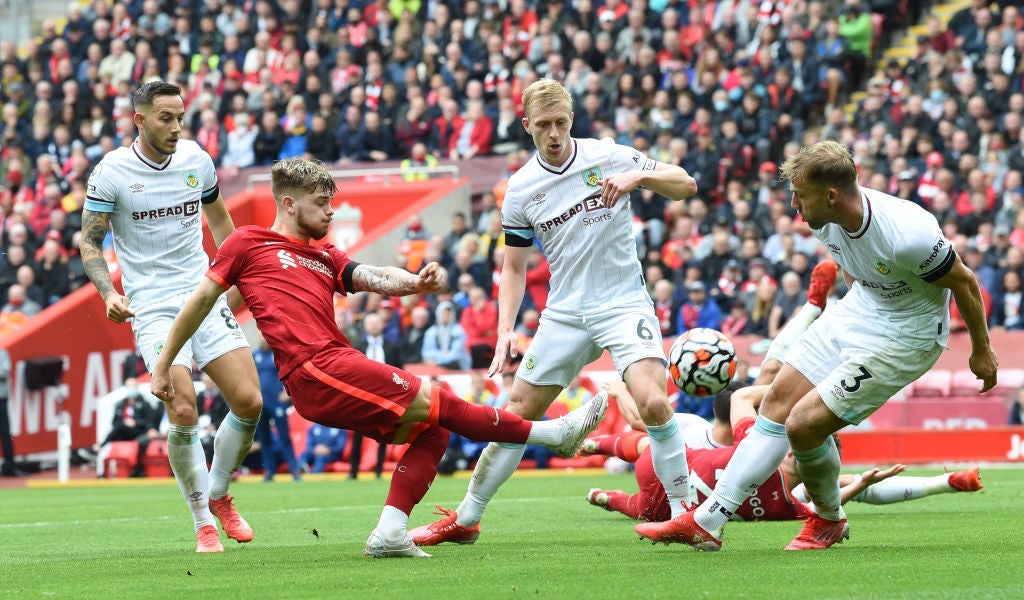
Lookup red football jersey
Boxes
[207,226,355,379]
[687,417,803,521]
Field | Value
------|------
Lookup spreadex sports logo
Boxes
[537,193,608,232]
[857,278,913,300]
[132,200,199,220]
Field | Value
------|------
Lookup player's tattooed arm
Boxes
[80,209,117,300]
[350,262,446,296]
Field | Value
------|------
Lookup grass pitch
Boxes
[1,466,1022,599]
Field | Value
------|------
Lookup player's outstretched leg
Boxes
[411,394,609,546]
[586,488,629,513]
[784,513,850,551]
[580,430,647,461]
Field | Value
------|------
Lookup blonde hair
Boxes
[779,140,858,194]
[270,158,337,204]
[751,279,777,322]
[521,78,572,120]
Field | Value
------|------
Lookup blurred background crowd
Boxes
[0,0,1022,352]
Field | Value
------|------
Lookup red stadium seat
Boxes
[104,441,138,479]
[288,408,314,457]
[595,393,628,436]
[951,368,983,397]
[142,439,172,478]
[907,369,952,398]
[992,368,1024,396]
[358,437,382,473]
[544,400,569,420]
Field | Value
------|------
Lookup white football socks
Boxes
[646,419,690,518]
[209,412,259,500]
[376,505,410,540]
[794,436,845,521]
[854,474,959,505]
[456,442,526,527]
[167,424,215,532]
[696,415,790,533]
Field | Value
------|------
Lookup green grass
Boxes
[1,467,1022,599]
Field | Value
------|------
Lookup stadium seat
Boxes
[907,369,952,398]
[142,439,172,478]
[357,437,382,473]
[596,394,628,436]
[992,368,1024,396]
[544,400,569,420]
[951,368,983,397]
[398,239,429,272]
[909,368,954,397]
[104,441,138,479]
[288,408,314,458]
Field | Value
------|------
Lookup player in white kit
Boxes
[411,79,699,546]
[80,82,263,553]
[636,140,998,551]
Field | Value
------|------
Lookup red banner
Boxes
[839,427,1024,464]
[4,284,135,455]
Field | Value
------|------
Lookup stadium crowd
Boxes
[0,0,1023,355]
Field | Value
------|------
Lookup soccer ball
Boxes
[668,328,737,397]
[604,457,631,475]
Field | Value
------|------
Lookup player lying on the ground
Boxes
[584,383,982,523]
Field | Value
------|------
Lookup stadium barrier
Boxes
[839,427,1024,464]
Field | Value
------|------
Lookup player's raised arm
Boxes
[350,261,448,296]
[637,162,698,202]
[81,208,135,323]
[150,277,227,401]
[599,162,698,209]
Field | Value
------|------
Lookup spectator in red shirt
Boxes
[461,286,499,369]
[524,245,550,314]
[448,99,493,160]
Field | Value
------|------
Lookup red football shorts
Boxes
[283,346,421,443]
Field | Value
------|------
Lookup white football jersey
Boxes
[84,139,219,308]
[814,186,952,348]
[503,138,656,314]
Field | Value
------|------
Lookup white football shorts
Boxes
[786,302,943,425]
[517,303,666,388]
[133,292,250,372]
